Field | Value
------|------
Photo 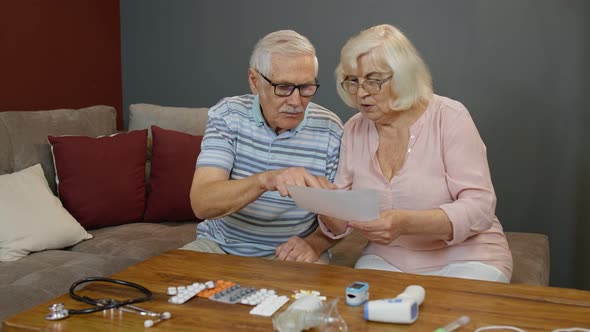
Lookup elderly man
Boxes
[182,30,343,263]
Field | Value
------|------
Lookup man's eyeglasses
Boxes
[258,71,320,97]
[340,75,393,95]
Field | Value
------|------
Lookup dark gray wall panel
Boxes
[120,0,590,289]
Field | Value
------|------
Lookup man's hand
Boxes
[314,176,339,190]
[261,167,323,197]
[275,236,319,263]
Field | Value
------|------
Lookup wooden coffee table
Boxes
[3,250,590,331]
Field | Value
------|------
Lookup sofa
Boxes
[0,104,550,328]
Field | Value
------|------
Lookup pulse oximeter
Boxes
[345,281,369,306]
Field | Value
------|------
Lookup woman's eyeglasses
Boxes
[341,76,392,95]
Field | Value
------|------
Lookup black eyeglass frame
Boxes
[258,71,320,97]
[340,75,393,95]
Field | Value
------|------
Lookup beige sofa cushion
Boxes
[0,105,117,194]
[0,164,92,262]
[128,103,209,190]
[128,103,208,137]
[69,222,196,260]
[0,250,140,322]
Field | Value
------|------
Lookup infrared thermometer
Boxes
[364,285,425,324]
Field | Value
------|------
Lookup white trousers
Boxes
[355,254,509,283]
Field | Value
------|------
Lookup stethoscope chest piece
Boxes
[46,303,69,321]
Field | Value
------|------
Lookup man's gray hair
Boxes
[335,24,433,111]
[250,30,318,77]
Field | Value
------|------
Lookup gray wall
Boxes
[120,0,590,289]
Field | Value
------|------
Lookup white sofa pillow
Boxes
[0,164,92,262]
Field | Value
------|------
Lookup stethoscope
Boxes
[45,277,171,328]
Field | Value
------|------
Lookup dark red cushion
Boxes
[48,130,147,229]
[143,125,202,222]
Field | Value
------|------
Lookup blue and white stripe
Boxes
[196,94,343,256]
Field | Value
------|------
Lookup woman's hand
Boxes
[349,210,404,245]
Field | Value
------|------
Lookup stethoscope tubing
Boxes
[67,277,153,315]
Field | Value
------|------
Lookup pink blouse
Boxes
[320,95,513,279]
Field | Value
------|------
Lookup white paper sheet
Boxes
[288,186,379,221]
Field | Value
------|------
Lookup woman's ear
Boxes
[248,68,259,95]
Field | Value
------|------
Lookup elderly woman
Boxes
[319,24,513,282]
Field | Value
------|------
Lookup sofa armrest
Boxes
[506,232,550,286]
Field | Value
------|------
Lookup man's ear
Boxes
[248,68,259,95]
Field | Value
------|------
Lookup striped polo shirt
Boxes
[195,94,343,256]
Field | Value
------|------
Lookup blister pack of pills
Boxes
[239,288,277,306]
[165,279,289,315]
[249,295,290,316]
[168,282,208,304]
[209,284,255,304]
[197,280,236,298]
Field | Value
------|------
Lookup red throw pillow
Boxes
[48,130,147,229]
[144,125,202,222]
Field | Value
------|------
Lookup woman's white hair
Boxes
[335,24,432,111]
[250,30,318,77]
